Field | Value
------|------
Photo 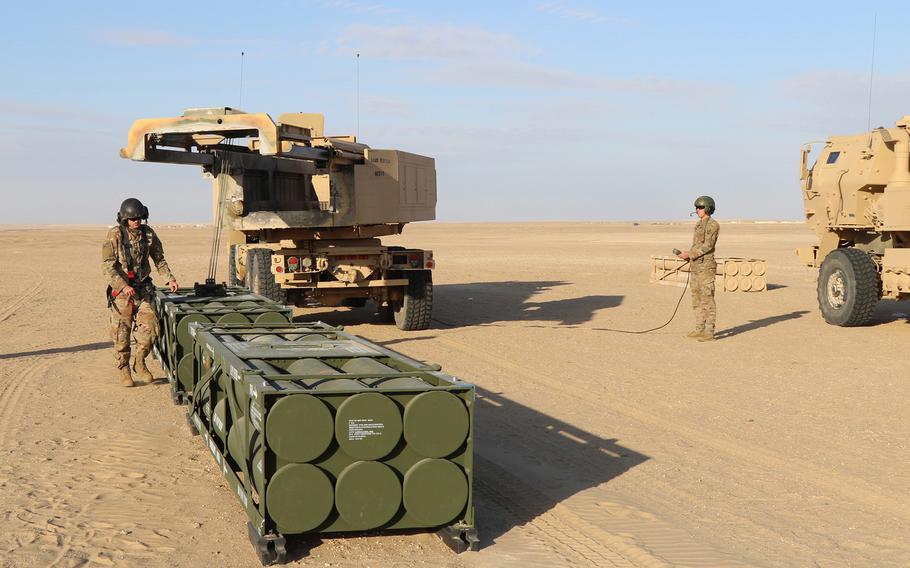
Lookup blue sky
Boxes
[2,1,909,223]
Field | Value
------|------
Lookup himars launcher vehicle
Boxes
[121,107,436,330]
[799,115,910,325]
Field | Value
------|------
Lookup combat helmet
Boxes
[117,198,149,224]
[694,195,716,215]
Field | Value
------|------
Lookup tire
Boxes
[817,248,881,326]
[228,245,242,287]
[245,248,287,304]
[393,270,433,330]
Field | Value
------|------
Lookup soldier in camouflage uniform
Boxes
[102,198,179,386]
[678,196,719,342]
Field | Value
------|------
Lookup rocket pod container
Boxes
[186,321,477,565]
[151,286,292,403]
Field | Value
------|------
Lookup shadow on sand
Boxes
[284,387,647,559]
[432,281,623,327]
[871,300,910,325]
[291,281,623,330]
[0,341,113,360]
[715,310,810,339]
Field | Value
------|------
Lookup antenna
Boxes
[239,51,245,110]
[866,14,876,130]
[356,53,360,139]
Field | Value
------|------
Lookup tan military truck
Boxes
[798,115,910,325]
[121,107,436,330]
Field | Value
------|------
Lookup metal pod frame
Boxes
[152,285,478,565]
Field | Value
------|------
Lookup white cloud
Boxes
[336,23,530,60]
[535,2,627,25]
[323,0,399,15]
[425,59,733,100]
[95,28,195,47]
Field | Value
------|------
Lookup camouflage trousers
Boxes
[690,263,716,330]
[109,288,159,369]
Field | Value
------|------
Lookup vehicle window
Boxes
[826,151,840,164]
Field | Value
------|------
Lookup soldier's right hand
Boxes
[121,285,136,298]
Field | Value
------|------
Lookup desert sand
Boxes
[1,221,908,567]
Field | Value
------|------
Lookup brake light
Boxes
[287,256,300,271]
[425,259,435,269]
[275,265,284,273]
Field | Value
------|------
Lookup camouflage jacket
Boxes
[101,224,174,291]
[689,216,719,265]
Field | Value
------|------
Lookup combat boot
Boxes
[132,347,155,383]
[698,327,715,342]
[119,366,135,387]
[686,329,704,339]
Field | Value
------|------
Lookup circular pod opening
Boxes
[334,393,402,460]
[267,464,334,533]
[266,394,334,463]
[255,311,290,325]
[335,460,401,529]
[404,391,469,458]
[403,458,468,526]
[177,314,211,350]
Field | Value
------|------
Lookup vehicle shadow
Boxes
[715,310,810,339]
[284,387,647,559]
[871,300,910,325]
[0,341,113,360]
[291,281,624,329]
[432,281,623,327]
[470,387,647,547]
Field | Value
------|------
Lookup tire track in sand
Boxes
[0,280,45,325]
[0,359,50,449]
[435,332,910,521]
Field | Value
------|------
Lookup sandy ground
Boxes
[1,221,909,568]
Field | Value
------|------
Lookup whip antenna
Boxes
[239,51,245,109]
[356,53,360,139]
[866,14,876,130]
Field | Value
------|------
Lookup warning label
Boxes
[348,418,385,441]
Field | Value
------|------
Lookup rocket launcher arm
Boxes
[119,108,369,167]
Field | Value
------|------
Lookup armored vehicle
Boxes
[121,108,436,330]
[799,115,910,325]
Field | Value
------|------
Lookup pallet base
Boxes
[437,524,480,553]
[248,522,288,566]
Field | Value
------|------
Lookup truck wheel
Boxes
[228,245,242,286]
[817,248,881,326]
[394,270,433,331]
[246,248,287,304]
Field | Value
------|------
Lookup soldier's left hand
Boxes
[678,251,690,260]
[168,280,179,292]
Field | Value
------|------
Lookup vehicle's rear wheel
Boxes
[245,248,287,304]
[817,248,881,326]
[394,270,433,331]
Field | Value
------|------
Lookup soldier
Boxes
[677,196,719,342]
[102,198,179,387]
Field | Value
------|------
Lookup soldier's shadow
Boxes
[715,310,809,339]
